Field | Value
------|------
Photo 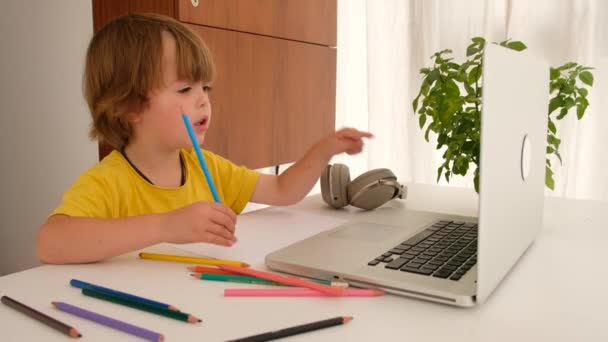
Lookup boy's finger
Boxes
[211,211,236,234]
[213,203,237,223]
[339,129,373,140]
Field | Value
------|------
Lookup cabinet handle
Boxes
[191,0,199,7]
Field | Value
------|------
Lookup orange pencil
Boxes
[218,265,345,297]
[187,266,233,275]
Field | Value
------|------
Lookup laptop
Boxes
[265,44,549,307]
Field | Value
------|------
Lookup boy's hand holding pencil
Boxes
[160,202,238,246]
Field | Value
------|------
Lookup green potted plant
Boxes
[412,37,594,192]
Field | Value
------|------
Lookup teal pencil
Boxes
[190,273,349,288]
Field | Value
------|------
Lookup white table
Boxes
[1,184,607,341]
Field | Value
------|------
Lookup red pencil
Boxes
[218,265,345,296]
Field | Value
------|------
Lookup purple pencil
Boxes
[52,301,164,342]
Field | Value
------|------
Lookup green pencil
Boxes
[190,273,349,288]
[81,288,201,323]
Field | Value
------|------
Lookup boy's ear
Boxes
[127,111,142,123]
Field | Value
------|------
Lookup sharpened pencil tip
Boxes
[343,316,354,323]
[242,262,250,268]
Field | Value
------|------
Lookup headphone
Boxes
[320,164,406,210]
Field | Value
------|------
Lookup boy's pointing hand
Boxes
[319,128,373,159]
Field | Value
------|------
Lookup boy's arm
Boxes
[36,201,238,264]
[250,128,372,206]
[36,214,167,264]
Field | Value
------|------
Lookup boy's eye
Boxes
[203,85,213,93]
[178,87,192,94]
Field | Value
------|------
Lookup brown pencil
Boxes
[1,296,81,338]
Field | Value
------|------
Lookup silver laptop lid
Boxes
[476,44,548,303]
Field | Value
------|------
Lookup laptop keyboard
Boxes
[367,220,477,281]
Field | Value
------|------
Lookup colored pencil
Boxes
[218,265,345,296]
[182,113,220,202]
[52,301,164,342]
[187,265,233,275]
[81,288,201,323]
[139,252,249,267]
[1,296,81,338]
[224,288,385,297]
[70,279,179,311]
[191,272,349,288]
[226,316,353,342]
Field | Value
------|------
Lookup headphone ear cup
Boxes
[320,164,350,209]
[347,168,398,210]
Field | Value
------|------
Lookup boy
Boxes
[36,14,371,264]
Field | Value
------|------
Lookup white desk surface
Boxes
[2,184,607,341]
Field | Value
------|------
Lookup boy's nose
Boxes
[198,91,209,108]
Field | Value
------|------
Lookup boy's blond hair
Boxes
[84,13,215,149]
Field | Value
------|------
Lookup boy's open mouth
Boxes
[194,116,209,127]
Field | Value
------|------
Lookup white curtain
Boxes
[336,0,608,200]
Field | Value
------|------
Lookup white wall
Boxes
[0,0,97,275]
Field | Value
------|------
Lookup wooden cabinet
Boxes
[93,0,337,170]
[177,0,336,46]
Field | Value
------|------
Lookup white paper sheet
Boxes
[169,207,348,264]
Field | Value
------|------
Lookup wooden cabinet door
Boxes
[188,24,336,169]
[178,0,337,46]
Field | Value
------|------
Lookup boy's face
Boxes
[132,31,212,150]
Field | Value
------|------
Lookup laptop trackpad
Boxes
[328,222,401,242]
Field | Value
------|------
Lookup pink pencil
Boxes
[224,288,385,297]
[218,265,345,296]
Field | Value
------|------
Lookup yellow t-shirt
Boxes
[50,149,259,218]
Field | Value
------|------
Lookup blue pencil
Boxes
[181,114,221,203]
[69,279,179,311]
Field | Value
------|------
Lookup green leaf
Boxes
[548,135,561,149]
[467,45,479,57]
[556,107,569,120]
[548,97,564,114]
[419,113,427,128]
[506,41,527,51]
[555,151,563,165]
[462,141,475,152]
[474,169,480,193]
[464,82,475,96]
[428,69,441,83]
[468,66,481,84]
[472,37,485,44]
[420,68,430,74]
[578,88,588,97]
[421,81,430,96]
[436,166,444,183]
[547,146,555,154]
[557,62,577,71]
[545,167,555,190]
[424,125,432,142]
[576,104,587,119]
[550,68,560,80]
[579,71,594,86]
[548,120,557,134]
[413,94,421,112]
[445,79,460,97]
